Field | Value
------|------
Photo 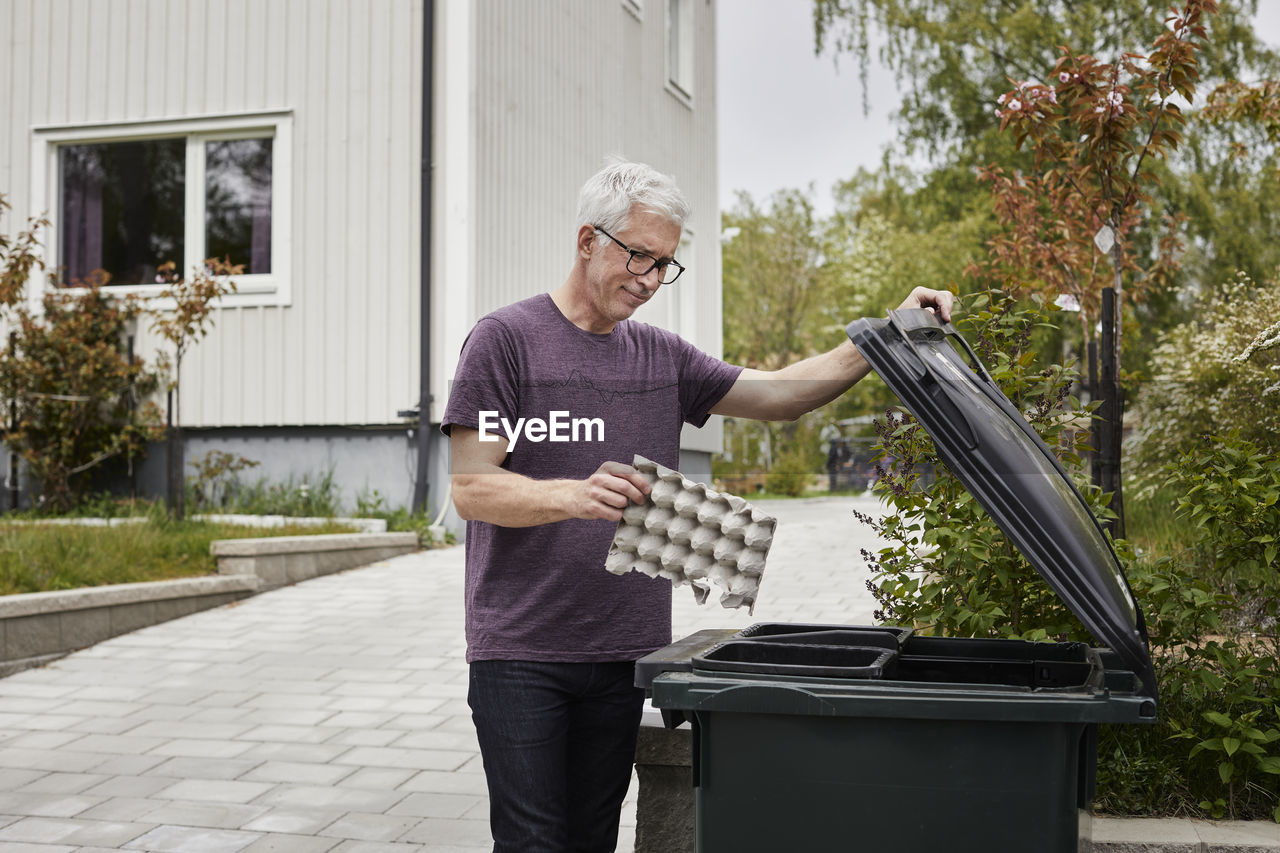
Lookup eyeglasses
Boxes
[594,226,686,284]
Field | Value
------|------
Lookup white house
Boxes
[0,0,723,525]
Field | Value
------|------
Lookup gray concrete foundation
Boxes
[634,714,694,853]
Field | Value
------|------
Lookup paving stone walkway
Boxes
[0,495,1275,852]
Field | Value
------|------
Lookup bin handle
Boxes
[888,308,997,388]
[694,683,839,716]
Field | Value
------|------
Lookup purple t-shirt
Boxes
[441,293,742,663]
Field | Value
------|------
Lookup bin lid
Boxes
[846,309,1156,700]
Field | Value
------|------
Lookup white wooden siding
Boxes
[2,0,423,428]
[431,0,723,454]
[4,0,720,442]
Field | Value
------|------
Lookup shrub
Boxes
[764,450,811,497]
[195,467,343,518]
[186,450,261,511]
[0,278,165,512]
[0,193,236,513]
[355,488,454,547]
[1128,272,1280,486]
[1096,435,1280,821]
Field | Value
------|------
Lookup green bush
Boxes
[1129,272,1280,488]
[0,279,166,513]
[354,487,454,547]
[218,468,342,517]
[764,451,812,497]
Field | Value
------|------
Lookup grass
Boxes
[0,517,359,596]
[1122,484,1196,559]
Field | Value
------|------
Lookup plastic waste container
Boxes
[636,309,1158,853]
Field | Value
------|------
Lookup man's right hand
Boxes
[451,427,651,527]
[569,461,651,522]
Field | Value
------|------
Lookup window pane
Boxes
[59,139,185,286]
[206,138,273,274]
[667,0,693,95]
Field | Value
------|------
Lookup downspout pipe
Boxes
[411,0,435,514]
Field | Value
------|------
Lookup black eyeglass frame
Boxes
[593,226,686,284]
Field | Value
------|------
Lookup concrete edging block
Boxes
[210,532,419,590]
[0,576,261,619]
[210,532,418,557]
[0,575,260,674]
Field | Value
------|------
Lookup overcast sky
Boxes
[717,2,1280,218]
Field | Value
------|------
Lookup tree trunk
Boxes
[1094,287,1125,538]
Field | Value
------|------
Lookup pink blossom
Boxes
[1009,99,1022,111]
[1059,72,1071,84]
[997,93,1007,105]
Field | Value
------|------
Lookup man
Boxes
[442,160,953,852]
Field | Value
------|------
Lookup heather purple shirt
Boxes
[441,293,742,663]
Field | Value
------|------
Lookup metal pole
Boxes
[411,0,436,515]
[7,332,17,511]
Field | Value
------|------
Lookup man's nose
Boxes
[635,267,663,290]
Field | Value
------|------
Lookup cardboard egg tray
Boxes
[604,455,777,612]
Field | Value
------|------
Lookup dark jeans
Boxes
[468,660,645,853]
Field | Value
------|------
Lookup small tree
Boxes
[149,258,240,518]
[0,193,236,513]
[0,198,165,511]
[966,0,1216,533]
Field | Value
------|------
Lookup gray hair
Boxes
[576,160,690,242]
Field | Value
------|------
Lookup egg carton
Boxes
[604,455,777,612]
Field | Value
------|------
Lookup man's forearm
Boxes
[768,340,872,418]
[715,340,872,421]
[452,469,578,527]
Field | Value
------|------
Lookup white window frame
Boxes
[30,111,293,309]
[665,0,695,106]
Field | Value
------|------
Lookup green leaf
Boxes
[1219,761,1234,784]
[1254,756,1280,774]
[1203,710,1233,728]
[1223,737,1242,757]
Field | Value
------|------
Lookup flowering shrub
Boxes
[1128,272,1280,484]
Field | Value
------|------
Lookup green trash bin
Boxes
[638,310,1158,853]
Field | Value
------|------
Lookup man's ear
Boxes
[576,224,597,260]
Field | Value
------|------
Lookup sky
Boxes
[717,1,1280,219]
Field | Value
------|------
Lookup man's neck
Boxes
[550,279,615,335]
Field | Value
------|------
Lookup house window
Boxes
[666,0,694,101]
[35,112,291,305]
[60,138,186,286]
[204,138,273,275]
